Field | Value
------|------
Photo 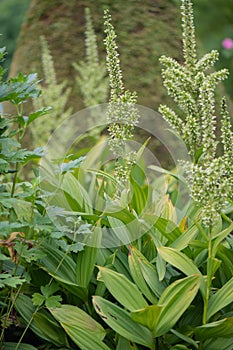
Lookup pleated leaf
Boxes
[207,277,233,320]
[50,304,109,349]
[131,305,162,331]
[157,246,205,296]
[92,296,153,348]
[116,336,139,349]
[154,275,200,337]
[128,245,158,303]
[14,294,68,346]
[39,243,87,299]
[97,266,148,311]
[76,226,101,287]
[195,318,233,340]
[171,224,199,250]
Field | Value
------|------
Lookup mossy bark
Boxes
[8,1,232,168]
[9,0,182,112]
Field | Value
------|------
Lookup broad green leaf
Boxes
[157,246,200,275]
[157,246,205,296]
[97,266,148,311]
[216,245,233,281]
[212,222,233,256]
[106,215,141,247]
[15,294,67,346]
[116,336,139,349]
[87,168,118,186]
[130,176,149,215]
[128,246,159,303]
[60,324,110,350]
[152,237,166,281]
[154,275,200,337]
[171,329,199,349]
[202,337,233,350]
[206,257,221,287]
[148,164,186,184]
[171,225,199,250]
[207,277,233,320]
[39,242,87,299]
[61,172,93,214]
[153,216,182,242]
[105,208,136,225]
[92,296,153,348]
[156,248,167,281]
[33,311,69,347]
[50,304,106,341]
[97,248,132,281]
[135,138,151,163]
[139,258,166,298]
[131,305,162,331]
[195,318,233,340]
[76,226,101,287]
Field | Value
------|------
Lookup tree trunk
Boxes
[9,0,182,112]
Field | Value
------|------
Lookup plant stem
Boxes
[221,213,232,224]
[202,227,213,325]
[10,162,19,198]
[0,284,23,345]
[15,306,40,350]
[151,336,156,350]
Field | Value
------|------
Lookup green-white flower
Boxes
[159,0,232,225]
[104,9,139,183]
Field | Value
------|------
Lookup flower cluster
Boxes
[73,8,108,114]
[33,36,72,146]
[104,9,139,183]
[159,0,233,225]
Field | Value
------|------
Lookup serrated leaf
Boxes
[27,106,52,125]
[45,295,62,308]
[0,274,25,288]
[32,293,45,306]
[61,157,85,174]
[41,281,60,298]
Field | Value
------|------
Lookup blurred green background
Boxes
[0,0,30,75]
[1,0,233,98]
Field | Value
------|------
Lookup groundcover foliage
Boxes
[0,0,232,349]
